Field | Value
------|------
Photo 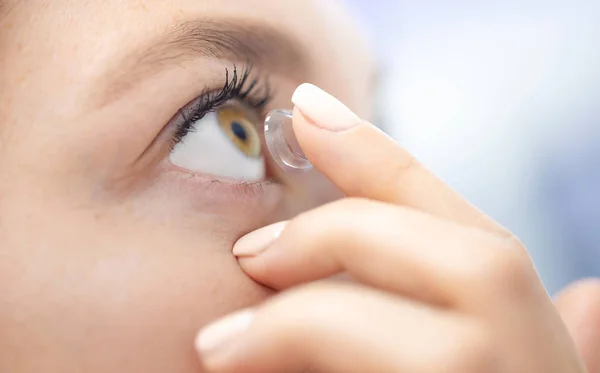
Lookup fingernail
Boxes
[232,221,287,257]
[291,83,362,131]
[195,309,254,357]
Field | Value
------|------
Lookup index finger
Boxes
[291,83,510,236]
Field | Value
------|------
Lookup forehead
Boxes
[1,0,374,119]
[1,0,365,58]
[1,0,318,48]
[1,1,372,71]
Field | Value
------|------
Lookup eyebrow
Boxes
[94,19,308,108]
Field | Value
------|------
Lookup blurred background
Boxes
[342,0,600,293]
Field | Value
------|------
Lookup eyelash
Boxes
[170,65,272,149]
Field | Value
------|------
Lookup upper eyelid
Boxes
[181,66,272,124]
[168,67,272,149]
[89,19,308,110]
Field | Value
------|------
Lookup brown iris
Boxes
[216,105,262,158]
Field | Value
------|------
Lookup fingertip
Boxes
[194,309,256,371]
[232,222,288,258]
[291,83,361,131]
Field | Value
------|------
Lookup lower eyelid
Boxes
[158,161,284,211]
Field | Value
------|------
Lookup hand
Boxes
[555,279,600,373]
[195,83,591,373]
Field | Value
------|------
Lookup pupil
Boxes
[231,121,248,141]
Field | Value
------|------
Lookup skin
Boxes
[0,1,373,372]
[0,1,598,373]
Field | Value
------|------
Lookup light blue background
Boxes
[343,0,600,293]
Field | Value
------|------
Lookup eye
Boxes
[168,102,266,182]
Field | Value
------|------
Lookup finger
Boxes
[291,83,509,236]
[555,279,600,373]
[195,282,486,373]
[234,198,539,308]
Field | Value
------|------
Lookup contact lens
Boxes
[264,109,313,172]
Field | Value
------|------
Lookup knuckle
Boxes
[388,153,421,192]
[473,237,535,295]
[392,151,420,178]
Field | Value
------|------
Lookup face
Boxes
[0,1,374,372]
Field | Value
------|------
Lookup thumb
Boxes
[555,279,600,373]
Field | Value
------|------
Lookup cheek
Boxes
[0,211,272,373]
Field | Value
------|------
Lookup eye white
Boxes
[169,111,265,181]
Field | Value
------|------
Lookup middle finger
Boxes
[235,198,537,307]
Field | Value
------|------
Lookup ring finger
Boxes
[197,282,487,373]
